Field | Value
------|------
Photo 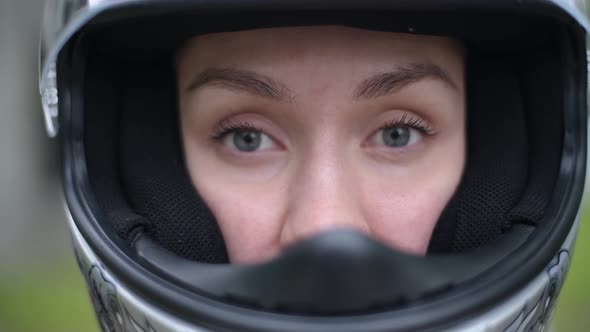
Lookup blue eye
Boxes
[373,126,422,148]
[382,127,410,147]
[222,129,274,152]
[233,130,262,151]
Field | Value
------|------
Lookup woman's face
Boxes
[177,26,465,264]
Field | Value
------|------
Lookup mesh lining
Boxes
[84,52,228,263]
[431,53,528,252]
[84,44,563,261]
[430,48,563,252]
[507,46,563,223]
[119,65,229,263]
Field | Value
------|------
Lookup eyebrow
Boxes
[353,63,458,100]
[187,63,457,102]
[187,68,293,102]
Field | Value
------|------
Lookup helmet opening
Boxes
[79,9,565,261]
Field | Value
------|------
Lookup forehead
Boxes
[176,26,464,74]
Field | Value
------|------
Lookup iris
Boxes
[233,130,262,151]
[382,127,410,147]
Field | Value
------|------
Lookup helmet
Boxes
[40,0,587,331]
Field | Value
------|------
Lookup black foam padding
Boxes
[430,52,529,252]
[506,47,563,223]
[85,54,150,241]
[118,63,229,263]
[91,9,557,62]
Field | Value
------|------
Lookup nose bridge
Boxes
[281,142,367,246]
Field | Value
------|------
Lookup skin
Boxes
[176,26,466,264]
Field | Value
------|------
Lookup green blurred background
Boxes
[0,1,588,331]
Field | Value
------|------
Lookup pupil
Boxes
[383,127,410,147]
[234,130,261,151]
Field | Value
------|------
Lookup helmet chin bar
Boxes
[135,226,533,314]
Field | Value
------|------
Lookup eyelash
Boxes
[210,114,437,141]
[378,114,437,136]
[211,119,263,141]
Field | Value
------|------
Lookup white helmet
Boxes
[40,0,587,331]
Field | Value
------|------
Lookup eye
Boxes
[372,126,422,148]
[222,128,275,152]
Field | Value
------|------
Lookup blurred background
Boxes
[0,1,97,331]
[0,1,588,331]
